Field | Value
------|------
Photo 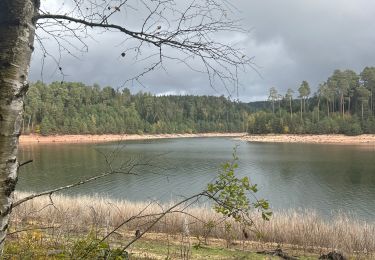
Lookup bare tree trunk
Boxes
[300,99,302,120]
[348,96,351,114]
[27,115,31,134]
[303,98,306,113]
[362,102,364,120]
[22,118,25,134]
[317,97,320,122]
[0,0,39,251]
[341,94,344,117]
[289,98,292,119]
[371,90,373,116]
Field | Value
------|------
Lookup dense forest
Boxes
[248,67,375,135]
[24,67,375,136]
[23,82,250,135]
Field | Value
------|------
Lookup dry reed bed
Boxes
[10,192,375,256]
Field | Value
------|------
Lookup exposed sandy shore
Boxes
[19,133,246,145]
[239,134,375,144]
[19,133,375,145]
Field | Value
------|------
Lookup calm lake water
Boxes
[17,138,375,220]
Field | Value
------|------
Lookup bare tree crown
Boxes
[34,0,252,94]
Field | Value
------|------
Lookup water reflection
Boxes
[18,138,375,220]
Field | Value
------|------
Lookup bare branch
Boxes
[7,226,60,236]
[35,14,152,45]
[120,192,205,252]
[12,161,146,208]
[18,160,33,168]
[34,0,253,94]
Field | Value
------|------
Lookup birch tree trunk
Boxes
[0,0,39,251]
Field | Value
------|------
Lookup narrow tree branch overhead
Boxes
[34,0,253,92]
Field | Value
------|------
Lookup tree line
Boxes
[24,81,251,135]
[24,67,375,136]
[248,67,375,135]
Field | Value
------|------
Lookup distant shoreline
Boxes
[238,134,375,145]
[19,133,246,145]
[19,133,375,145]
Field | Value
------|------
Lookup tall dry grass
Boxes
[10,192,375,257]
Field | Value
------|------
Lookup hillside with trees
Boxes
[248,67,375,135]
[24,67,375,136]
[23,82,251,135]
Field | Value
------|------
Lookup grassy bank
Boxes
[7,192,374,259]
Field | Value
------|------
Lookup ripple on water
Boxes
[17,137,375,220]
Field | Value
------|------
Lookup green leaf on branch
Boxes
[207,146,272,229]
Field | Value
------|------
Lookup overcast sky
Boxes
[30,0,375,101]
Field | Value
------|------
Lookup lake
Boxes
[17,137,375,221]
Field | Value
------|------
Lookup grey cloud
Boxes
[30,0,375,101]
[235,0,375,97]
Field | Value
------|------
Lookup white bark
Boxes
[0,0,39,251]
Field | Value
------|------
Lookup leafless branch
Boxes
[7,226,60,236]
[18,160,33,168]
[34,0,253,94]
[12,159,148,208]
